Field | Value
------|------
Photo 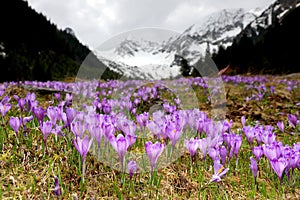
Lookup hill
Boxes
[0,0,120,82]
[213,0,300,74]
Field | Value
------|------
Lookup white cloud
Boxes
[163,2,217,31]
[26,0,276,49]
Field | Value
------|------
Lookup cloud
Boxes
[27,0,276,49]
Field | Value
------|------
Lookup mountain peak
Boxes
[242,0,300,37]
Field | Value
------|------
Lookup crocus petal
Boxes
[250,157,258,178]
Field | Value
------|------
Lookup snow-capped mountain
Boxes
[240,0,300,37]
[113,38,161,57]
[163,8,262,56]
[98,53,181,80]
[96,7,279,80]
[97,37,180,80]
[97,8,263,80]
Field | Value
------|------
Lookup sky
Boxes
[26,0,275,50]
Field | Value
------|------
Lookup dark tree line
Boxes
[0,0,121,82]
[212,6,300,74]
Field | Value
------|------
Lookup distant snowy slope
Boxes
[163,8,262,57]
[96,8,268,80]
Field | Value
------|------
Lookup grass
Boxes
[0,74,300,199]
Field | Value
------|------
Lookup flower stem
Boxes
[82,159,86,184]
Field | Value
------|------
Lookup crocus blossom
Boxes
[72,135,93,163]
[0,103,11,117]
[40,121,53,141]
[127,160,138,180]
[71,121,86,138]
[185,137,199,159]
[53,176,61,197]
[270,157,288,185]
[241,116,246,127]
[277,121,284,132]
[249,157,258,179]
[33,106,45,125]
[219,145,227,165]
[166,121,182,148]
[288,114,298,128]
[210,160,229,183]
[109,134,129,170]
[9,116,21,134]
[252,146,264,161]
[65,107,77,127]
[145,141,165,172]
[136,112,149,129]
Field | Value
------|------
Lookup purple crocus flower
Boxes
[21,115,34,136]
[261,132,276,145]
[270,157,288,185]
[252,146,264,161]
[53,176,61,197]
[243,126,256,144]
[0,103,11,117]
[65,93,72,106]
[255,131,263,145]
[250,157,258,179]
[72,134,93,183]
[109,134,129,171]
[136,112,149,129]
[22,115,33,125]
[125,133,137,148]
[223,133,231,148]
[65,107,77,128]
[127,160,138,180]
[72,135,93,163]
[184,137,199,160]
[18,99,26,111]
[1,95,10,104]
[241,116,246,127]
[47,106,58,125]
[33,106,45,125]
[102,103,111,114]
[51,125,63,137]
[273,142,283,158]
[198,138,210,159]
[147,121,164,139]
[220,145,227,165]
[208,147,220,161]
[103,122,115,142]
[145,141,165,172]
[229,134,242,166]
[71,121,86,138]
[40,121,53,153]
[40,121,53,141]
[54,93,61,101]
[13,95,19,101]
[263,144,278,160]
[288,114,298,128]
[9,116,21,134]
[174,98,180,106]
[277,121,284,132]
[285,152,300,179]
[210,160,229,183]
[166,121,182,148]
[118,119,136,138]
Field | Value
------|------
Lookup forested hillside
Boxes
[213,5,300,74]
[0,0,120,82]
